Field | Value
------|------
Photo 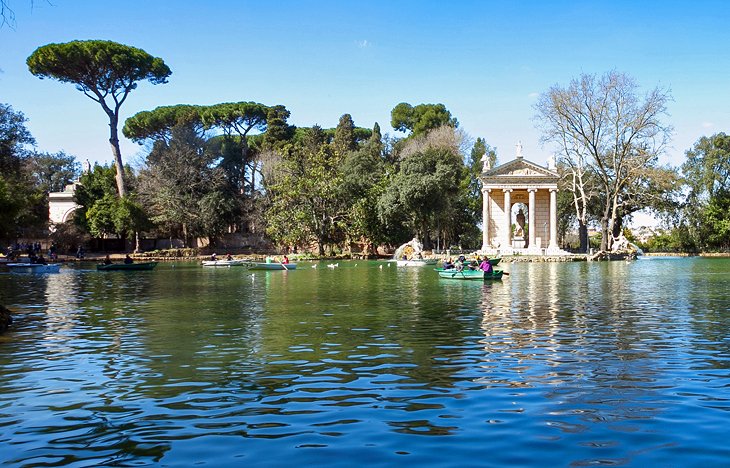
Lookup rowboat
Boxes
[201,259,244,267]
[488,257,502,266]
[7,263,61,273]
[243,262,297,270]
[97,262,158,271]
[395,259,438,267]
[435,268,503,280]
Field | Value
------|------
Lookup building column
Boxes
[548,188,558,249]
[481,189,491,251]
[528,188,536,249]
[503,189,512,248]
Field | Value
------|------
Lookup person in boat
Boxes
[443,258,455,269]
[36,254,48,265]
[103,255,113,265]
[124,254,134,264]
[210,253,217,261]
[282,255,290,264]
[454,258,465,272]
[468,257,479,270]
[225,253,233,261]
[479,257,493,273]
[457,254,466,263]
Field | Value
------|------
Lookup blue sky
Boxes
[1,0,729,172]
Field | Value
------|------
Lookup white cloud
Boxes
[702,121,714,129]
[527,92,539,98]
[356,40,370,49]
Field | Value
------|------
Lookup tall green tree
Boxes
[74,164,147,249]
[200,102,269,195]
[378,126,465,247]
[391,102,458,137]
[266,126,347,255]
[333,114,357,156]
[137,123,234,246]
[27,40,171,197]
[0,103,46,241]
[681,133,730,250]
[0,102,34,172]
[26,150,79,193]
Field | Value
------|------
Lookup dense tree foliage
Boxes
[391,103,458,136]
[27,40,171,197]
[137,124,235,247]
[26,150,79,193]
[679,133,730,250]
[378,126,471,249]
[0,103,50,241]
[123,104,203,143]
[266,125,347,255]
[73,164,147,249]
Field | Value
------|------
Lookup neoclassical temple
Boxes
[480,143,563,255]
[48,182,80,227]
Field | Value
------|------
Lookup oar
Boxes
[280,261,289,271]
[451,269,466,278]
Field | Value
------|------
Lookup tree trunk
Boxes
[578,221,588,253]
[612,216,623,238]
[108,114,127,197]
[600,217,609,251]
[317,240,324,257]
[134,231,140,253]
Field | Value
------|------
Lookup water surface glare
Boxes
[1,258,729,466]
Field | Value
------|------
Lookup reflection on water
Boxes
[0,258,729,466]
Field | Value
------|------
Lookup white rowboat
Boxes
[7,263,61,273]
[201,260,245,267]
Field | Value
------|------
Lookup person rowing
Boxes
[479,257,493,273]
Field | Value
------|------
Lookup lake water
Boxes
[1,257,729,467]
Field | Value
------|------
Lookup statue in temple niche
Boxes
[515,208,526,237]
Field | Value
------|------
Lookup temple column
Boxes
[528,188,536,249]
[481,189,491,251]
[503,189,512,248]
[548,188,558,249]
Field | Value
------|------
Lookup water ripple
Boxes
[1,260,730,466]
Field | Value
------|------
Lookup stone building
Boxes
[480,143,564,256]
[48,182,80,228]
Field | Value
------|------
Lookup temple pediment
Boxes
[483,158,558,179]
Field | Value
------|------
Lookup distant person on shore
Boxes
[103,255,113,265]
[124,254,133,264]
